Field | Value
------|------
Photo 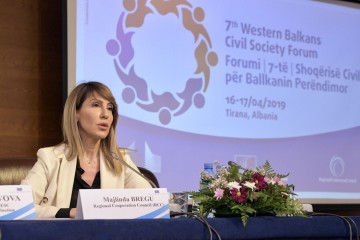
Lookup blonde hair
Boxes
[61,81,122,173]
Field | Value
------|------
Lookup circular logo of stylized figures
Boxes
[106,0,218,125]
[329,155,345,178]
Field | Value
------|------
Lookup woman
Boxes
[22,81,152,218]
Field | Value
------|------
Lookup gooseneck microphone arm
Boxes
[111,152,157,188]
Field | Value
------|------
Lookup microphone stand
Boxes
[111,152,157,188]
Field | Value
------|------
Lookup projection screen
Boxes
[66,0,360,204]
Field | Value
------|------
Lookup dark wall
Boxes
[0,0,63,158]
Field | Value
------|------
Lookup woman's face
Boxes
[76,92,114,143]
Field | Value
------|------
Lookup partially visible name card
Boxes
[0,185,37,220]
[76,188,169,220]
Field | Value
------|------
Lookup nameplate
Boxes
[0,185,37,220]
[76,188,170,219]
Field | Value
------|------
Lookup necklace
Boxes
[82,151,100,165]
[86,156,99,165]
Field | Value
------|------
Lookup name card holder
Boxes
[76,188,169,219]
[0,185,37,220]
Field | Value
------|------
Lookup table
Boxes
[0,215,359,240]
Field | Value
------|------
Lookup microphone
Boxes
[111,152,158,188]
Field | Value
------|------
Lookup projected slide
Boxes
[74,0,360,201]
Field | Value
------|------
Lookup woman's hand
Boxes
[70,208,77,218]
